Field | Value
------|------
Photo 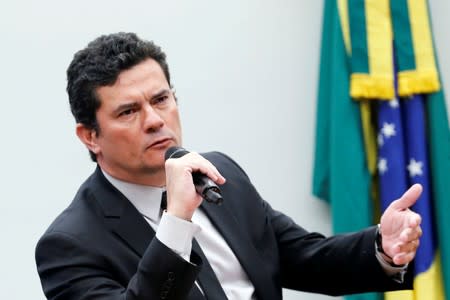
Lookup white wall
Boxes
[429,1,450,116]
[0,1,448,299]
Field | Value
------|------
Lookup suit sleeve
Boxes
[36,231,201,300]
[211,151,413,296]
[266,203,413,295]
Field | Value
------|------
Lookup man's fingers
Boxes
[393,251,417,265]
[408,213,422,228]
[400,226,422,242]
[391,184,423,210]
[390,237,420,265]
[397,239,420,253]
[181,152,226,184]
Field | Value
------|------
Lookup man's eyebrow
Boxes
[113,102,139,115]
[112,89,172,114]
[150,89,171,99]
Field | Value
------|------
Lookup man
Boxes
[35,32,422,300]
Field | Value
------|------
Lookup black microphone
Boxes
[165,147,223,204]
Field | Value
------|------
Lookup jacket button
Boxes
[160,290,168,299]
[163,280,172,289]
[168,271,175,281]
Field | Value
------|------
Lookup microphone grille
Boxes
[164,147,189,160]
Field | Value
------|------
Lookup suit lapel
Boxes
[200,200,278,300]
[114,202,155,256]
[87,167,206,299]
[90,167,155,257]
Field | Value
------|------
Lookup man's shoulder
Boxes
[39,169,106,241]
[201,150,228,161]
[201,151,249,178]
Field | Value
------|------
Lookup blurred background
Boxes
[0,1,448,299]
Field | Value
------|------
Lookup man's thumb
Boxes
[392,184,422,210]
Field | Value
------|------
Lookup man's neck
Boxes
[98,164,166,187]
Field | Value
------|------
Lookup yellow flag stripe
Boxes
[366,0,393,90]
[351,0,394,99]
[414,251,445,300]
[385,251,445,300]
[360,101,377,175]
[338,0,351,54]
[397,0,440,96]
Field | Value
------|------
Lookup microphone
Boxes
[165,147,223,204]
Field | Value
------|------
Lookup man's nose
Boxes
[143,104,164,132]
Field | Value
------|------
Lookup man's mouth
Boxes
[148,137,172,149]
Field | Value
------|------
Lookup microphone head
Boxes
[165,147,189,161]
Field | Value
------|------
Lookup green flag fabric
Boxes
[426,88,450,297]
[313,1,380,299]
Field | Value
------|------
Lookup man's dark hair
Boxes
[66,32,171,161]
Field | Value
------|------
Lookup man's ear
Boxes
[76,123,100,155]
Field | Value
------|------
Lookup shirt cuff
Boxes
[374,243,408,283]
[156,211,201,261]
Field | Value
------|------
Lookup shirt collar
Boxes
[102,169,165,223]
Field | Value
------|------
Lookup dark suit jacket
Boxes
[36,152,412,299]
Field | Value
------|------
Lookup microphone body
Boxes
[165,147,223,204]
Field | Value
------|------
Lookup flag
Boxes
[426,87,450,300]
[313,0,450,299]
[377,91,445,300]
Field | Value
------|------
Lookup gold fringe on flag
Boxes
[338,0,440,100]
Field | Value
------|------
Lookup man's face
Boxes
[83,58,182,186]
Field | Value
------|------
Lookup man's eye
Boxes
[154,95,169,104]
[119,109,135,116]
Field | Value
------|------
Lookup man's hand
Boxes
[379,184,423,266]
[164,152,226,221]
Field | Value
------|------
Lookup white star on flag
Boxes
[378,158,388,175]
[381,122,396,138]
[389,98,399,108]
[407,158,423,177]
[378,133,384,147]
